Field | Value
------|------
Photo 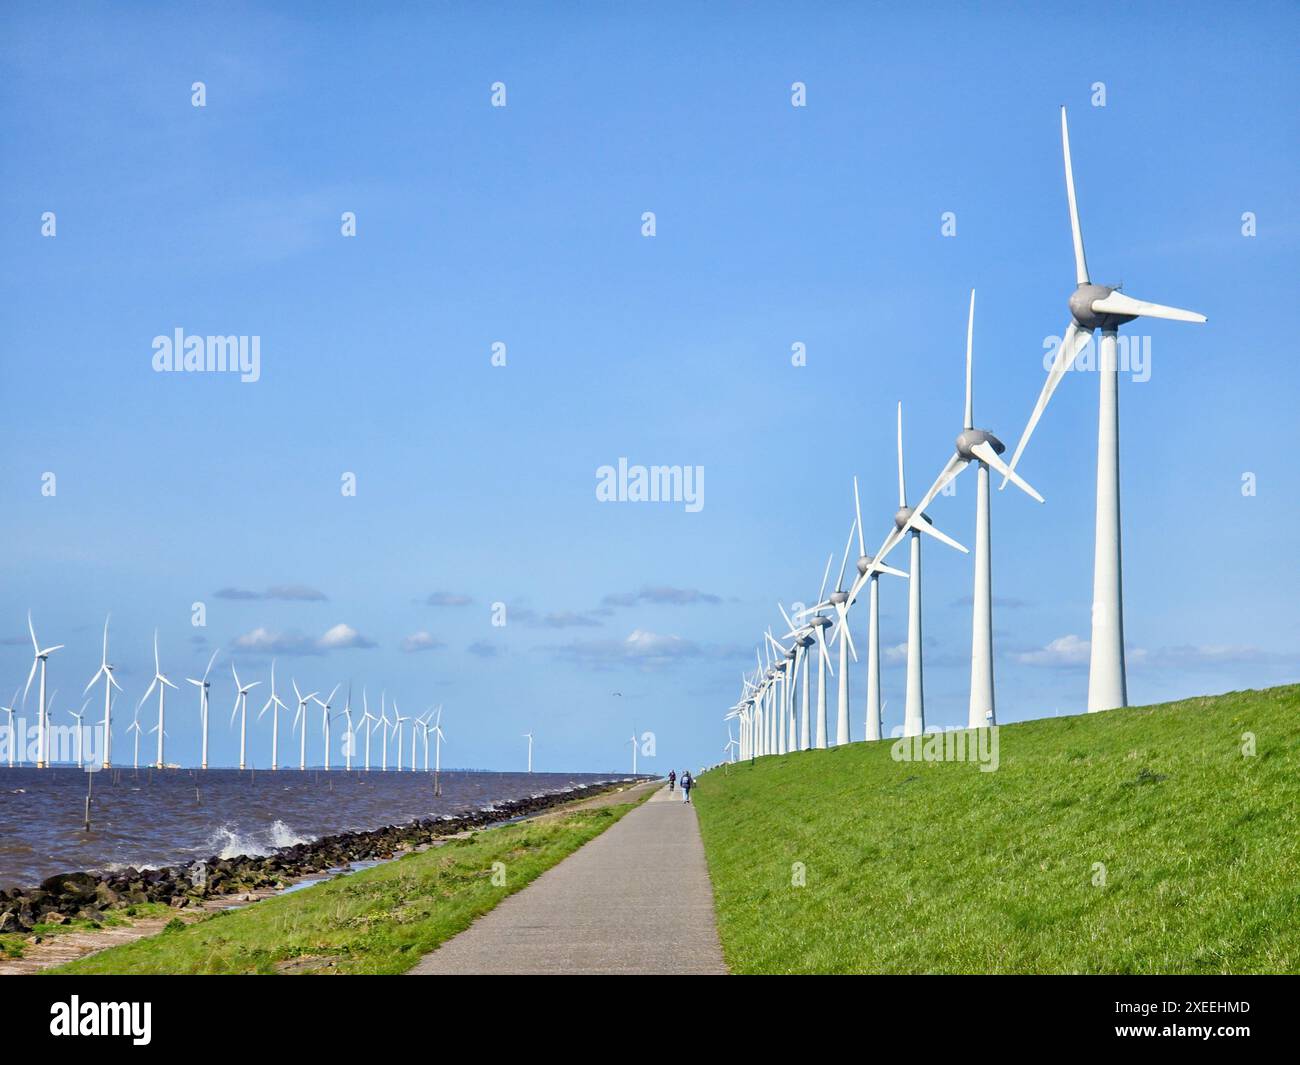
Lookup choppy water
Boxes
[0,766,629,889]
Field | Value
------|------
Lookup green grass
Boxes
[51,799,642,974]
[1,903,175,960]
[694,685,1300,974]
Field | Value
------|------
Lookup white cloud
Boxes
[401,631,445,653]
[231,623,375,656]
[1015,634,1091,667]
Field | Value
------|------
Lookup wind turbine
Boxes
[523,730,534,773]
[826,519,862,746]
[312,684,341,771]
[410,711,426,771]
[258,660,289,770]
[628,730,638,773]
[871,404,968,737]
[138,630,178,770]
[431,706,446,774]
[126,706,143,770]
[229,663,261,770]
[909,291,1045,727]
[377,693,391,771]
[339,684,355,771]
[84,615,123,768]
[778,604,814,750]
[68,701,89,768]
[186,649,220,770]
[842,477,910,741]
[783,555,835,748]
[1002,106,1206,713]
[22,612,64,769]
[2,688,19,767]
[392,703,409,772]
[358,689,377,771]
[725,722,739,763]
[291,680,318,771]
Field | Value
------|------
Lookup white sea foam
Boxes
[204,819,312,859]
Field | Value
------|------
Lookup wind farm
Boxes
[1,0,1294,1001]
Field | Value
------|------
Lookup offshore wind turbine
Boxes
[126,706,143,770]
[377,694,392,771]
[411,711,426,771]
[258,660,289,770]
[1002,106,1206,713]
[339,685,355,771]
[358,690,377,771]
[229,663,261,770]
[138,630,178,770]
[291,680,318,771]
[392,703,409,772]
[312,684,341,771]
[628,730,638,773]
[68,702,89,768]
[186,649,220,770]
[22,612,64,769]
[431,707,445,774]
[2,688,19,767]
[911,291,1044,727]
[524,730,534,773]
[84,615,123,768]
[872,404,968,737]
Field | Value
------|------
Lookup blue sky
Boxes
[2,1,1297,772]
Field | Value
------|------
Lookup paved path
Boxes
[409,784,727,975]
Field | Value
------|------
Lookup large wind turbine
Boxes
[358,690,377,771]
[229,663,261,770]
[22,612,64,769]
[910,291,1044,727]
[1002,106,1206,713]
[783,556,835,749]
[825,519,861,746]
[339,685,355,771]
[258,661,289,770]
[628,730,638,773]
[186,649,220,770]
[843,477,909,741]
[524,730,534,773]
[872,404,968,737]
[312,684,341,771]
[431,707,446,774]
[778,604,814,750]
[126,706,143,770]
[2,688,19,767]
[68,702,89,768]
[138,631,178,770]
[84,615,122,768]
[392,703,409,772]
[291,680,318,771]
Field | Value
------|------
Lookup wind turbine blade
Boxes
[971,440,1044,503]
[1061,105,1090,286]
[202,648,219,682]
[27,612,38,654]
[853,476,866,557]
[139,678,158,709]
[835,519,856,591]
[817,552,833,605]
[777,602,796,634]
[102,614,110,661]
[913,517,968,554]
[965,289,976,430]
[896,402,907,505]
[1089,291,1207,324]
[816,626,834,677]
[1001,321,1088,486]
[109,673,123,692]
[84,667,105,696]
[42,645,65,655]
[909,452,969,523]
[872,559,909,580]
[835,602,858,661]
[153,630,160,674]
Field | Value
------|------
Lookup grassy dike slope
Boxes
[694,685,1300,974]
[52,795,647,975]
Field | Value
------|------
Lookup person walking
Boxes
[680,770,693,804]
[667,769,676,793]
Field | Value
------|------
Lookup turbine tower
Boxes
[229,663,261,771]
[784,557,835,748]
[291,680,318,771]
[910,291,1044,727]
[2,688,19,767]
[845,476,908,741]
[524,730,534,773]
[1003,106,1206,713]
[22,612,64,769]
[84,615,122,768]
[258,660,289,770]
[358,690,377,771]
[186,649,220,770]
[873,404,968,737]
[138,630,178,769]
[312,684,341,771]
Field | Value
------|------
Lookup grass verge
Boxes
[51,795,646,974]
[694,685,1300,974]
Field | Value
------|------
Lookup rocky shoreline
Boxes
[0,779,640,935]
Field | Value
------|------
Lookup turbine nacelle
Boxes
[807,615,832,630]
[1069,283,1133,330]
[894,506,932,531]
[828,590,848,606]
[956,428,1005,460]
